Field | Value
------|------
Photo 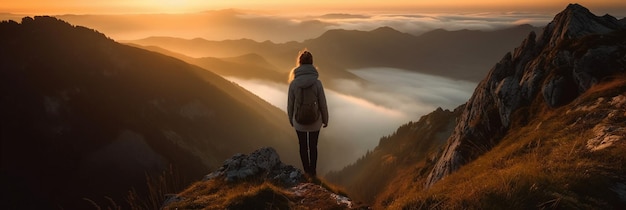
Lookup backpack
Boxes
[294,83,320,125]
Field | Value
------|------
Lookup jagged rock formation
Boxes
[163,147,359,209]
[426,3,626,187]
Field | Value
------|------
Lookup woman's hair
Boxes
[289,49,313,83]
[297,50,313,65]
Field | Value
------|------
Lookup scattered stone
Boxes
[587,124,625,151]
[291,183,354,209]
[162,194,184,207]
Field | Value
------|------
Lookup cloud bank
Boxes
[226,67,476,171]
[316,12,553,36]
[46,10,558,43]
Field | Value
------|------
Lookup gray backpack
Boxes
[294,83,320,124]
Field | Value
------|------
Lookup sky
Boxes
[1,0,625,43]
[1,0,626,15]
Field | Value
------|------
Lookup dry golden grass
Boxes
[382,77,626,209]
[164,179,290,209]
[163,176,355,210]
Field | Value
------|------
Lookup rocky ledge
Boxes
[202,147,304,186]
[162,147,360,209]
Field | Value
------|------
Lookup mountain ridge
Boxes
[426,3,626,187]
[0,16,299,209]
[326,4,626,208]
[127,24,540,83]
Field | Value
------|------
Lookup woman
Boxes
[287,50,329,177]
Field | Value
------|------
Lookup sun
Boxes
[157,0,189,8]
[139,0,212,13]
[151,0,191,12]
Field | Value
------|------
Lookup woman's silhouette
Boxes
[287,50,329,177]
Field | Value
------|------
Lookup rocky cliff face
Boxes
[426,4,626,187]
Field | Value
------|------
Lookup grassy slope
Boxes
[165,177,354,210]
[383,76,626,209]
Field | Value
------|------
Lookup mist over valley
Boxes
[227,68,477,170]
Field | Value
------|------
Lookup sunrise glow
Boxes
[1,0,625,14]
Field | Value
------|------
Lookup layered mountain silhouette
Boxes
[125,44,287,83]
[0,16,300,209]
[127,24,540,83]
[327,4,626,209]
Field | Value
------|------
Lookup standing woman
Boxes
[287,50,329,177]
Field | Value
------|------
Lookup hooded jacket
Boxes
[287,64,329,132]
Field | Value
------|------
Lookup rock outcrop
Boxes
[202,147,304,186]
[163,147,359,209]
[426,4,626,187]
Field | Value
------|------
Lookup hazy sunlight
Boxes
[2,0,625,14]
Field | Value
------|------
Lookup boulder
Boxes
[203,147,304,187]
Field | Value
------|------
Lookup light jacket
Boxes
[287,64,329,132]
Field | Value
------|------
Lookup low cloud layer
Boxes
[317,12,553,36]
[226,67,476,171]
[42,10,560,43]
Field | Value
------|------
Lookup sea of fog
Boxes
[226,67,477,172]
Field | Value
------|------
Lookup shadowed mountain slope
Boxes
[0,16,298,209]
[128,44,287,83]
[325,106,463,203]
[327,4,626,209]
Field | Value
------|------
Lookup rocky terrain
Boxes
[426,3,626,187]
[327,4,626,209]
[162,147,360,209]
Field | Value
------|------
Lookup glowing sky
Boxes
[1,0,625,14]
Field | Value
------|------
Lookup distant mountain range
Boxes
[125,44,287,83]
[326,4,626,209]
[0,16,300,209]
[127,24,541,83]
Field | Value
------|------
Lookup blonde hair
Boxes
[288,68,295,83]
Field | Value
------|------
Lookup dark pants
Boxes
[296,130,319,176]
